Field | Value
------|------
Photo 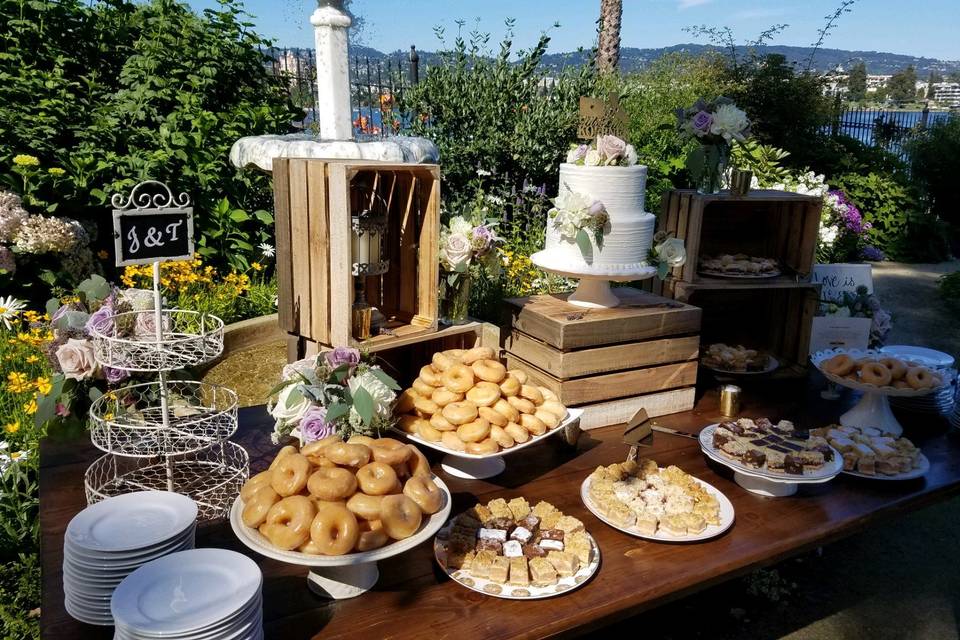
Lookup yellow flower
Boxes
[251,262,263,271]
[4,421,19,434]
[48,167,66,176]
[13,154,40,167]
[6,372,30,393]
[23,310,40,323]
[35,376,52,395]
[103,412,114,421]
[26,355,39,364]
[97,250,109,260]
[23,399,37,415]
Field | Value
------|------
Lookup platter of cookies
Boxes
[434,497,600,600]
[811,424,930,480]
[701,343,779,375]
[813,348,944,396]
[230,437,451,599]
[581,459,734,542]
[698,254,781,279]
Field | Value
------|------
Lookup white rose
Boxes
[596,135,627,164]
[655,238,687,267]
[448,216,474,236]
[566,148,581,164]
[441,233,473,270]
[348,370,396,417]
[709,104,750,142]
[270,383,313,423]
[55,338,99,381]
[119,288,155,311]
[624,144,638,166]
[584,149,601,166]
[134,311,172,337]
[282,356,319,384]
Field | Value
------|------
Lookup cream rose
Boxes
[347,370,396,417]
[584,149,601,166]
[596,135,627,164]
[448,216,474,236]
[55,338,99,381]
[656,237,687,267]
[624,144,638,166]
[441,232,473,270]
[269,383,313,424]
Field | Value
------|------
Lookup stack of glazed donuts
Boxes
[394,346,569,455]
[821,353,942,391]
[239,437,444,555]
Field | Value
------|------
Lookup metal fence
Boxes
[827,105,954,164]
[262,46,419,136]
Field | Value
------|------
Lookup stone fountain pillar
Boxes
[230,0,438,172]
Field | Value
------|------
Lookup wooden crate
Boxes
[649,189,822,298]
[274,158,440,350]
[674,282,820,378]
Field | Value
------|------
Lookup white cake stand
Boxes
[229,476,451,599]
[530,250,657,308]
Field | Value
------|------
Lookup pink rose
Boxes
[596,135,627,164]
[55,338,99,381]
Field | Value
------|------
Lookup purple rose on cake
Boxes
[325,346,360,371]
[300,407,335,442]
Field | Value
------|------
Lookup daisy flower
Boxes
[0,295,25,329]
[259,243,275,258]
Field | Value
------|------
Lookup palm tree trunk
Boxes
[597,0,622,74]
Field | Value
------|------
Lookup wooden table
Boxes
[40,382,960,639]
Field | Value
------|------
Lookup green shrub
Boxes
[906,116,960,227]
[807,134,909,182]
[0,554,40,640]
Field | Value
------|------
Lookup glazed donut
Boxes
[507,369,529,385]
[346,492,383,521]
[429,413,457,431]
[507,395,537,415]
[260,495,315,550]
[441,364,475,393]
[347,434,377,447]
[823,353,856,377]
[492,398,520,423]
[325,442,372,468]
[419,365,443,387]
[307,467,358,501]
[395,389,419,414]
[356,461,400,495]
[444,348,466,361]
[398,415,429,434]
[355,519,390,552]
[413,396,440,417]
[412,377,437,398]
[432,352,456,372]
[466,438,499,455]
[498,374,521,397]
[406,444,432,478]
[860,362,893,387]
[240,470,273,502]
[442,401,479,425]
[457,418,491,443]
[504,422,530,444]
[297,538,325,555]
[540,400,568,421]
[268,445,298,471]
[270,453,311,497]
[380,495,423,539]
[441,431,467,452]
[415,420,442,442]
[520,384,544,405]
[241,485,280,528]
[539,386,558,402]
[479,405,508,427]
[466,381,501,407]
[369,438,412,466]
[490,424,515,449]
[403,476,444,514]
[301,436,340,464]
[893,380,912,390]
[472,359,507,383]
[906,366,937,390]
[879,357,908,380]
[535,408,561,429]
[520,413,547,436]
[461,346,496,365]
[309,503,359,555]
[431,387,464,407]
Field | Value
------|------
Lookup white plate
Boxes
[698,268,781,279]
[703,355,779,376]
[66,491,197,552]
[842,452,931,481]
[880,345,955,368]
[812,348,947,397]
[64,597,113,626]
[434,516,601,599]
[397,408,583,460]
[580,475,735,542]
[116,597,262,640]
[699,424,843,484]
[111,549,261,635]
[230,475,452,568]
[65,527,195,566]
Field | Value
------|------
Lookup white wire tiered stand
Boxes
[84,181,248,520]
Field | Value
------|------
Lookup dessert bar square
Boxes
[488,556,510,584]
[508,557,529,586]
[546,551,579,578]
[539,529,565,541]
[507,497,531,520]
[565,532,592,565]
[510,526,534,543]
[529,557,558,586]
[502,540,523,558]
[532,501,558,519]
[475,539,503,555]
[471,550,496,579]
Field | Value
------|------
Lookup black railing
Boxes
[827,103,955,164]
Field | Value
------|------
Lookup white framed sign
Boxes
[111,181,195,267]
[812,263,873,302]
[809,316,872,354]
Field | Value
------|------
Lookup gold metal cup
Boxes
[730,169,753,197]
[719,384,741,417]
[352,304,373,340]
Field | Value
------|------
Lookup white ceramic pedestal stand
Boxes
[529,252,657,308]
[441,455,506,479]
[230,476,452,599]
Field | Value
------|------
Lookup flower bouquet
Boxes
[268,347,400,444]
[548,191,609,258]
[647,231,688,279]
[676,98,751,194]
[817,190,883,264]
[565,134,638,167]
[820,286,892,348]
[439,204,502,325]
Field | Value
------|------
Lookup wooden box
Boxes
[274,158,440,351]
[649,189,822,298]
[503,288,701,428]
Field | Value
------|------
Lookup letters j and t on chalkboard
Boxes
[112,208,195,267]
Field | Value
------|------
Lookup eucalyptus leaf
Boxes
[352,387,374,427]
[284,387,304,409]
[325,402,350,422]
[264,376,298,400]
[658,262,670,279]
[575,228,593,259]
[88,387,103,402]
[369,367,401,391]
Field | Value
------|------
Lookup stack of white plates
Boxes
[882,345,957,417]
[63,491,197,626]
[950,384,960,431]
[112,548,263,640]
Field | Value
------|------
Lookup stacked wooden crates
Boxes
[503,288,702,430]
[646,189,823,378]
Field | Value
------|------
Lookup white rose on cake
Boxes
[584,149,601,166]
[656,237,687,267]
[624,144,638,166]
[596,134,627,164]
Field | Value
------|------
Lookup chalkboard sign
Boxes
[111,181,195,266]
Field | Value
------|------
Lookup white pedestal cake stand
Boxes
[529,251,658,308]
[229,476,451,599]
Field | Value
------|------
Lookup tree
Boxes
[886,65,917,103]
[597,0,622,73]
[926,71,942,98]
[846,61,867,101]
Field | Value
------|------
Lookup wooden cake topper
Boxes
[578,94,629,140]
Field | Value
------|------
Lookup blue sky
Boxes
[188,0,960,60]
